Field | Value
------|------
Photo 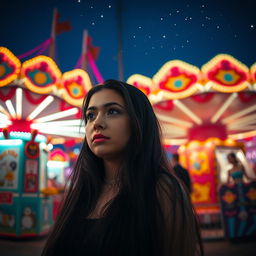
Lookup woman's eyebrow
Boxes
[87,102,125,111]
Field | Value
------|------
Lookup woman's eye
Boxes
[107,108,120,115]
[86,112,95,121]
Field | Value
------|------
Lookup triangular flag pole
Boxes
[81,30,88,71]
[49,8,57,60]
[116,0,124,81]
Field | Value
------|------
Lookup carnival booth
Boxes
[47,147,70,220]
[127,54,256,239]
[47,148,70,188]
[245,137,256,175]
[0,130,53,237]
[0,47,91,237]
[179,139,256,239]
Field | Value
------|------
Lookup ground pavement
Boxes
[0,236,255,256]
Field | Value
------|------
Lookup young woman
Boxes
[227,152,255,184]
[42,80,203,256]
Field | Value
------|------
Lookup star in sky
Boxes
[1,0,255,81]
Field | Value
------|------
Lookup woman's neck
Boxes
[103,159,121,183]
[232,162,242,170]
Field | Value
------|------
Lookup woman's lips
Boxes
[92,134,110,143]
[93,138,109,143]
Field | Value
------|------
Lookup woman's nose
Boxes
[93,113,106,130]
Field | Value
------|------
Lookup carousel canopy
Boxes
[127,54,256,144]
[1,47,256,144]
[0,47,91,142]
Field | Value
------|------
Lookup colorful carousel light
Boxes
[127,54,256,145]
[0,47,92,141]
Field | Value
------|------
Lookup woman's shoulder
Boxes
[238,163,245,170]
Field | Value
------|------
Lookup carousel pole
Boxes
[81,30,88,71]
[49,8,57,60]
[116,0,124,81]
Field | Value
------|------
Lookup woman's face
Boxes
[227,155,235,164]
[85,89,131,161]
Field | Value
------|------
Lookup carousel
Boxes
[0,46,91,237]
[127,54,256,239]
[1,46,256,239]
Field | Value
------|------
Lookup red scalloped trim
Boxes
[238,92,256,103]
[191,93,215,103]
[60,100,82,118]
[24,89,47,105]
[154,100,174,111]
[0,87,16,101]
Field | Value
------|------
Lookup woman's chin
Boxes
[93,151,121,162]
[93,150,112,159]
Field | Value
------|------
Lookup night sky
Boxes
[1,0,256,83]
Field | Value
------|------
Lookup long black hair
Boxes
[42,80,203,256]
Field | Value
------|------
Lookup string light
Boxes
[34,108,79,123]
[173,100,202,124]
[5,100,16,118]
[222,104,256,124]
[31,119,83,127]
[32,125,85,133]
[156,113,193,128]
[227,114,256,131]
[211,93,237,123]
[27,96,54,121]
[38,129,84,138]
[16,88,23,120]
[0,104,10,117]
[161,123,187,135]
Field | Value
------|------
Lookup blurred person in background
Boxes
[171,153,192,194]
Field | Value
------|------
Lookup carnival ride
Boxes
[1,44,256,238]
[0,46,92,237]
[127,54,256,239]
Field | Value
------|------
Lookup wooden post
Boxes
[116,0,124,81]
[81,30,88,70]
[49,8,57,60]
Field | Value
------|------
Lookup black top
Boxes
[52,204,158,256]
[173,164,192,193]
[54,217,104,256]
